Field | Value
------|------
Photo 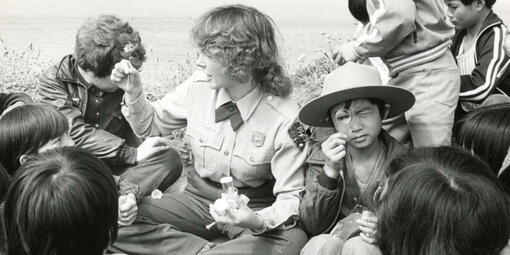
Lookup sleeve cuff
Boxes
[118,144,137,165]
[318,167,339,190]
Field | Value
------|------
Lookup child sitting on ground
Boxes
[3,147,120,255]
[299,63,415,254]
[333,0,460,147]
[447,0,510,122]
[0,104,138,228]
[342,146,510,255]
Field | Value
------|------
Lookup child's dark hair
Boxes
[0,104,69,175]
[75,14,146,78]
[461,0,496,8]
[457,103,510,175]
[348,0,369,24]
[379,146,510,255]
[192,4,293,97]
[3,147,118,255]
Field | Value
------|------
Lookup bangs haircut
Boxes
[4,147,118,255]
[457,103,510,174]
[75,14,146,78]
[348,0,369,24]
[379,147,510,255]
[0,104,69,175]
[192,4,292,97]
[460,0,496,8]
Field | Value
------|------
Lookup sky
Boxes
[0,0,345,19]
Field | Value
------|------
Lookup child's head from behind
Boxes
[75,14,146,78]
[445,0,495,30]
[329,98,386,150]
[192,4,292,97]
[348,0,369,24]
[4,147,118,255]
[378,146,510,255]
[0,104,74,175]
[457,103,510,190]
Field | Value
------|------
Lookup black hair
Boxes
[460,0,496,8]
[457,103,510,177]
[348,0,369,24]
[3,147,118,255]
[379,146,510,255]
[0,104,69,175]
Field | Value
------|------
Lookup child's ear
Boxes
[383,104,391,119]
[474,0,485,11]
[19,155,29,165]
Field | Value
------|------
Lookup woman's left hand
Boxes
[209,203,264,230]
[357,210,378,244]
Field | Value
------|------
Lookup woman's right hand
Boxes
[321,133,347,178]
[110,59,143,99]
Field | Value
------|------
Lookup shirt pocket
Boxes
[186,125,224,173]
[232,145,274,183]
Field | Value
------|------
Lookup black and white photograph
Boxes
[1,0,510,254]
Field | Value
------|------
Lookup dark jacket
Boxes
[299,130,406,236]
[0,92,32,115]
[451,11,510,103]
[38,55,137,164]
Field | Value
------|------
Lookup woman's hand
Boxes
[357,210,378,244]
[118,193,137,226]
[110,59,143,100]
[321,133,347,179]
[209,202,264,230]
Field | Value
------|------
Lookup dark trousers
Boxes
[108,148,183,197]
[110,170,308,255]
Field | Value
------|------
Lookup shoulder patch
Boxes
[287,120,312,150]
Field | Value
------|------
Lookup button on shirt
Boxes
[124,71,306,229]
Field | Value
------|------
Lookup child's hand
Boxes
[209,202,264,230]
[332,41,360,65]
[357,210,378,244]
[321,133,347,178]
[118,193,137,226]
[110,59,143,97]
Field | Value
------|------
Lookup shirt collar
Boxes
[216,87,263,121]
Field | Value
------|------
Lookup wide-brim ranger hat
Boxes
[299,62,415,127]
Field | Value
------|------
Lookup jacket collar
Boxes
[306,129,404,165]
[216,86,263,122]
[54,55,93,89]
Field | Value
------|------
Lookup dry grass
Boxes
[0,40,337,167]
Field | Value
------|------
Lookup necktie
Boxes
[215,101,243,131]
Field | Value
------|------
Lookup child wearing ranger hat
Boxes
[299,62,415,254]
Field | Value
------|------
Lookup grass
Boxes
[0,39,338,167]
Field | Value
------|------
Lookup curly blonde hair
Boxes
[192,4,292,97]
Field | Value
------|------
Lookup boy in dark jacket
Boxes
[38,15,182,196]
[448,0,510,120]
[298,63,415,254]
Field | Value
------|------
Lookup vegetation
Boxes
[0,39,337,167]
